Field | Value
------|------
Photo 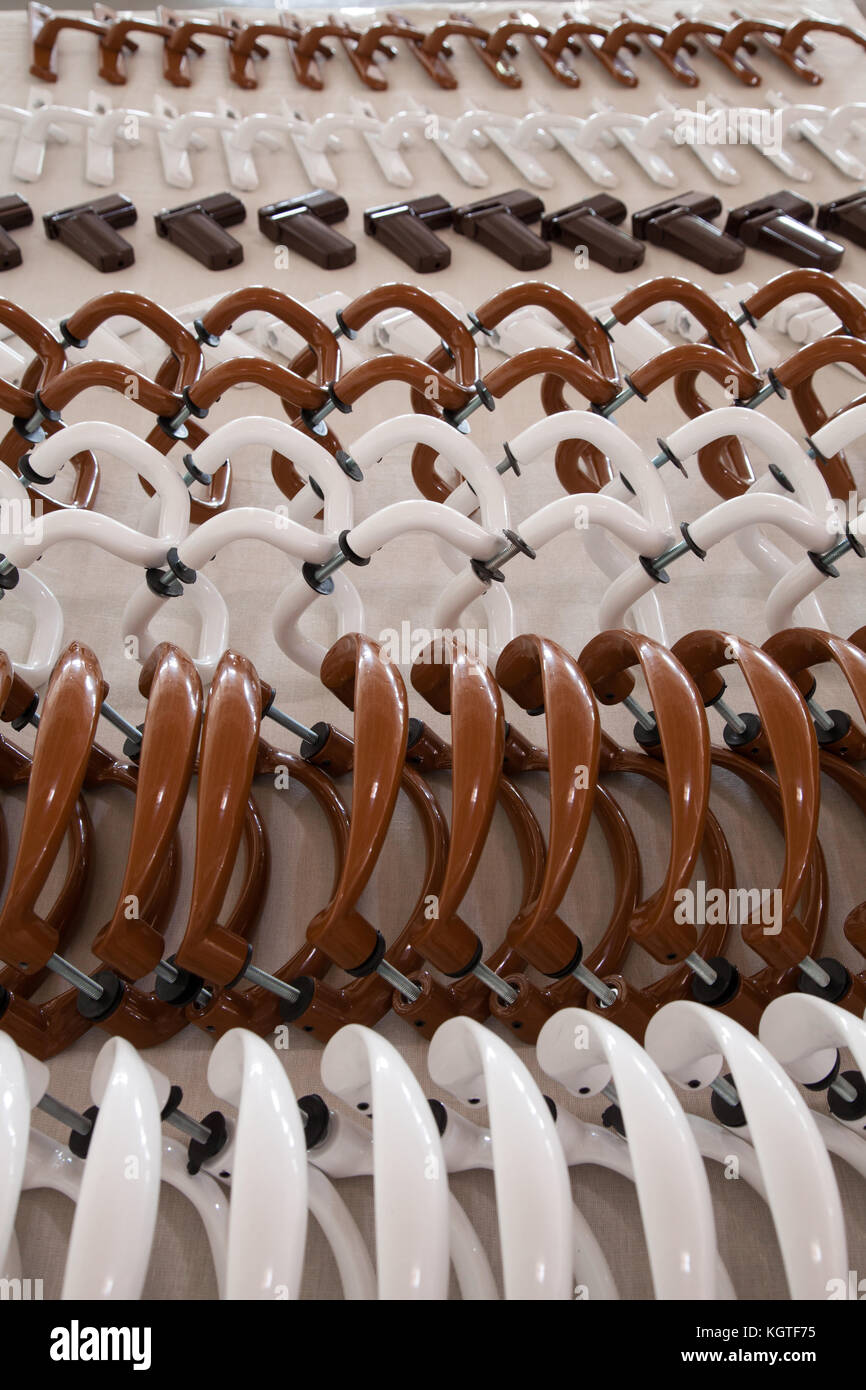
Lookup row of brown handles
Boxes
[28,4,866,90]
[3,618,866,1062]
[2,267,865,527]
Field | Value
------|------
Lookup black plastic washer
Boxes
[57,319,88,349]
[690,956,741,1009]
[345,930,388,979]
[155,954,206,1007]
[816,709,853,747]
[723,711,762,749]
[638,554,671,584]
[803,1050,841,1092]
[301,561,335,596]
[76,970,125,1022]
[298,1093,331,1150]
[192,318,220,348]
[277,974,316,1024]
[769,463,795,494]
[797,955,852,1003]
[654,437,688,477]
[338,529,371,567]
[145,566,183,598]
[161,1083,184,1121]
[181,452,212,487]
[166,546,196,586]
[17,453,55,486]
[69,1105,100,1160]
[827,1069,866,1123]
[710,1073,747,1128]
[443,934,484,981]
[602,1103,626,1138]
[335,449,363,482]
[187,1110,228,1176]
[428,1098,448,1135]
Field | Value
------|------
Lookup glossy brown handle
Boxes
[773,337,866,498]
[579,630,710,963]
[0,643,106,974]
[407,642,504,974]
[200,286,340,384]
[497,635,600,973]
[30,6,107,81]
[63,292,203,391]
[25,358,181,419]
[91,644,202,978]
[673,630,818,967]
[633,342,760,400]
[306,634,408,971]
[173,649,261,985]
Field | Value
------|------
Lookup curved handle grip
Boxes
[174,649,261,984]
[200,287,340,385]
[632,342,761,400]
[92,643,202,977]
[306,635,408,971]
[407,642,504,974]
[0,643,106,974]
[63,292,202,391]
[610,278,751,366]
[497,635,600,973]
[672,630,819,967]
[579,630,710,963]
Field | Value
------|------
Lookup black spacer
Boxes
[806,548,840,579]
[594,313,616,341]
[428,1098,448,1135]
[181,386,209,421]
[765,368,787,401]
[638,554,671,584]
[10,694,38,732]
[334,449,363,482]
[443,934,484,981]
[543,1095,557,1123]
[345,930,387,979]
[309,475,324,501]
[768,463,794,493]
[277,973,316,1024]
[337,529,371,567]
[710,1073,746,1128]
[181,453,212,487]
[406,717,426,753]
[797,955,852,1004]
[439,339,455,363]
[620,471,635,496]
[334,309,357,341]
[690,956,741,1009]
[736,300,757,329]
[11,416,45,445]
[155,954,206,1007]
[161,1084,184,1122]
[622,373,648,404]
[802,1050,841,1093]
[69,1105,100,1161]
[654,438,688,477]
[155,413,189,442]
[31,389,61,425]
[816,709,853,747]
[0,560,19,592]
[17,453,55,486]
[722,710,762,749]
[500,441,520,477]
[847,525,866,560]
[145,566,183,598]
[470,557,505,584]
[301,560,335,595]
[827,1069,866,1123]
[192,317,220,348]
[75,970,125,1022]
[122,723,144,762]
[473,378,496,413]
[805,434,833,472]
[187,1110,228,1176]
[166,546,196,586]
[602,1103,626,1138]
[298,721,332,762]
[679,520,706,561]
[546,939,584,981]
[57,318,88,350]
[634,716,661,750]
[502,527,536,561]
[467,311,493,337]
[298,1093,330,1150]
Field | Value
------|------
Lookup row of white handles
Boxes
[5,990,866,1300]
[4,88,866,190]
[2,397,863,687]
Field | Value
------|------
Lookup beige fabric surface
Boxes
[2,0,866,1300]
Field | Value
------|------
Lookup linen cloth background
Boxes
[1,0,866,1299]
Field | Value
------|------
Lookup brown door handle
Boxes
[579,630,711,964]
[199,286,342,386]
[172,649,264,985]
[771,337,866,500]
[94,5,173,83]
[90,643,202,979]
[0,643,106,975]
[63,291,204,392]
[284,18,364,89]
[158,6,235,86]
[397,14,492,89]
[223,11,303,89]
[334,16,427,89]
[654,19,729,85]
[773,19,866,84]
[402,640,504,977]
[539,19,610,85]
[305,634,408,972]
[714,18,789,85]
[468,17,553,88]
[673,631,819,973]
[29,2,108,81]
